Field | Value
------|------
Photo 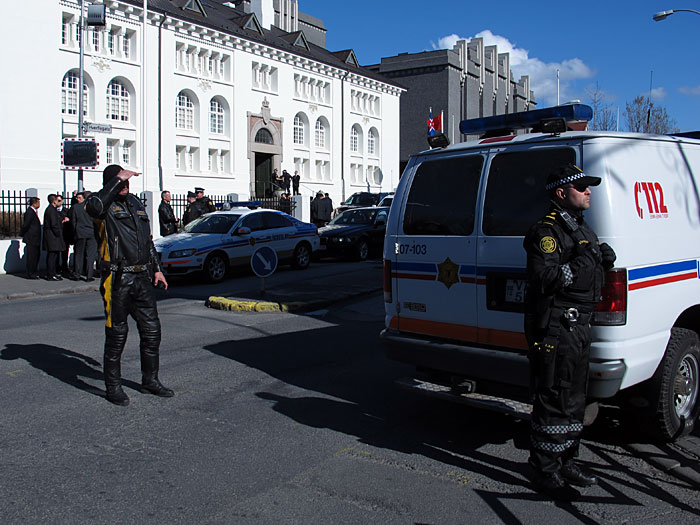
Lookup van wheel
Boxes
[355,239,369,261]
[292,243,311,269]
[204,252,228,283]
[647,327,700,441]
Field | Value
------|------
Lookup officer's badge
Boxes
[437,257,460,289]
[539,236,557,254]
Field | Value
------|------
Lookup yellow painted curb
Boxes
[206,296,288,312]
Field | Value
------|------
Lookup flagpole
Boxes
[440,110,444,133]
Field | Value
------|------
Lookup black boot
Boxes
[533,471,581,501]
[141,354,174,397]
[141,378,174,397]
[106,385,130,406]
[561,461,598,487]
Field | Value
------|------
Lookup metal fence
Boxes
[0,190,27,239]
[169,194,296,222]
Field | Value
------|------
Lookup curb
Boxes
[205,286,382,314]
[0,284,99,301]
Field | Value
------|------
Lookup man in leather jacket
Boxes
[86,164,173,406]
[523,164,616,501]
[158,190,178,236]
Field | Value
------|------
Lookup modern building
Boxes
[0,0,402,205]
[368,38,536,169]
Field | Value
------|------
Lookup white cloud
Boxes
[432,30,594,106]
[649,87,667,101]
[679,85,700,96]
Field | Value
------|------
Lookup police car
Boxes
[154,208,319,283]
[382,104,700,441]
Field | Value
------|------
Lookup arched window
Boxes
[255,128,273,144]
[106,80,129,121]
[61,72,87,116]
[350,126,360,153]
[176,92,194,130]
[209,98,224,134]
[314,119,326,149]
[293,115,305,145]
[368,128,378,156]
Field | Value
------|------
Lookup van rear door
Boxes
[476,144,579,350]
[390,153,484,343]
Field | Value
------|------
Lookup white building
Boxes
[0,0,402,205]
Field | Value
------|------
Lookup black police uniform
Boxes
[158,199,177,236]
[524,170,616,496]
[86,166,173,405]
[182,192,197,226]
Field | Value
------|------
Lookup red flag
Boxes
[433,113,442,132]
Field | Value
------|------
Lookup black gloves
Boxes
[599,242,616,270]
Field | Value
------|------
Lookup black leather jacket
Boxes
[86,177,162,272]
[158,200,177,236]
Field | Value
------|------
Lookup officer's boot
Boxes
[139,326,173,397]
[104,325,129,406]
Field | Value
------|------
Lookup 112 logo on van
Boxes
[634,182,669,219]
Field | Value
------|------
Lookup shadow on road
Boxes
[0,343,141,398]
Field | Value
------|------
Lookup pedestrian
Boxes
[272,168,282,195]
[279,192,292,215]
[310,191,323,227]
[158,190,179,236]
[86,164,173,406]
[292,170,300,195]
[324,193,333,212]
[43,194,66,281]
[20,196,41,279]
[56,194,74,278]
[282,169,292,193]
[71,192,97,281]
[319,192,333,225]
[194,186,216,214]
[523,163,616,501]
[182,191,198,226]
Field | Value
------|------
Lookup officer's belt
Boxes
[108,263,150,273]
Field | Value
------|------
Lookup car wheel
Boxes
[647,327,700,441]
[355,239,369,261]
[293,243,311,269]
[204,252,228,283]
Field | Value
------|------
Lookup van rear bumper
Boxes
[380,329,627,399]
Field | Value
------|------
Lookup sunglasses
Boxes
[566,183,589,193]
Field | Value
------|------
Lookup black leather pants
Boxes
[100,271,162,389]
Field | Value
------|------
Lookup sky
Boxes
[301,0,700,132]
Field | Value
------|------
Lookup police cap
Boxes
[187,191,196,198]
[545,163,601,191]
[194,187,205,194]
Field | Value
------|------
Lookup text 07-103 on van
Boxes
[381,103,700,441]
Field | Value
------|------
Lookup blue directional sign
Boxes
[251,246,278,278]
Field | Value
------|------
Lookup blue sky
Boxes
[302,0,700,131]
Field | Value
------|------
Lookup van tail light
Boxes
[383,259,392,303]
[593,269,627,326]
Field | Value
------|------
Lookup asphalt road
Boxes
[1,265,699,524]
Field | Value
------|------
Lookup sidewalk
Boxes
[0,272,99,301]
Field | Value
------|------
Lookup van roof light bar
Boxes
[459,104,593,137]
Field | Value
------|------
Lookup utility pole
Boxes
[77,0,85,192]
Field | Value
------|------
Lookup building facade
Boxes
[0,0,402,205]
[369,38,536,168]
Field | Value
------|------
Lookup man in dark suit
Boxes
[158,190,178,236]
[43,194,66,281]
[20,196,42,279]
[71,192,97,281]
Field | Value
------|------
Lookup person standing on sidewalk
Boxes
[71,192,97,281]
[20,196,41,279]
[158,190,179,236]
[43,194,66,281]
[86,164,173,406]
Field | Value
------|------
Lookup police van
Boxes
[381,104,700,441]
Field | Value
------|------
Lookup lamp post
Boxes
[653,9,700,21]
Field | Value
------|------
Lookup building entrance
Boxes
[254,153,275,198]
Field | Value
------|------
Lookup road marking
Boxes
[7,369,23,377]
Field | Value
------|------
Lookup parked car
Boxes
[333,191,392,217]
[154,208,319,283]
[318,206,389,260]
[377,195,394,207]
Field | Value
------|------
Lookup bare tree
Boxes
[624,95,679,134]
[586,83,617,131]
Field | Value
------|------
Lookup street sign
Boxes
[251,246,278,278]
[83,122,113,134]
[61,138,99,170]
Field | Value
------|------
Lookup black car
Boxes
[333,191,392,217]
[318,206,389,260]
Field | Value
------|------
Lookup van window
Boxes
[482,148,575,236]
[403,155,483,236]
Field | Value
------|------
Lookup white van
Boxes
[381,104,700,441]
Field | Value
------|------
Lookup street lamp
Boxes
[653,9,700,21]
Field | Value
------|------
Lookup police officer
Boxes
[523,163,616,500]
[182,191,198,226]
[194,187,216,214]
[86,165,173,406]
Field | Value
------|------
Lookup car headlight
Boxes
[169,248,197,258]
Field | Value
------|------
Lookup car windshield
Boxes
[330,208,378,225]
[345,193,376,206]
[183,213,241,234]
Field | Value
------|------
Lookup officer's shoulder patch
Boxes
[539,236,557,254]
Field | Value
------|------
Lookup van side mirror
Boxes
[234,226,251,235]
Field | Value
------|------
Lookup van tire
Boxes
[204,252,228,283]
[647,327,700,441]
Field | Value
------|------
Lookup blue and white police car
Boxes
[154,208,319,283]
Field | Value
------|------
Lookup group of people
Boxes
[310,191,333,227]
[273,168,300,196]
[157,186,216,236]
[20,191,99,281]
